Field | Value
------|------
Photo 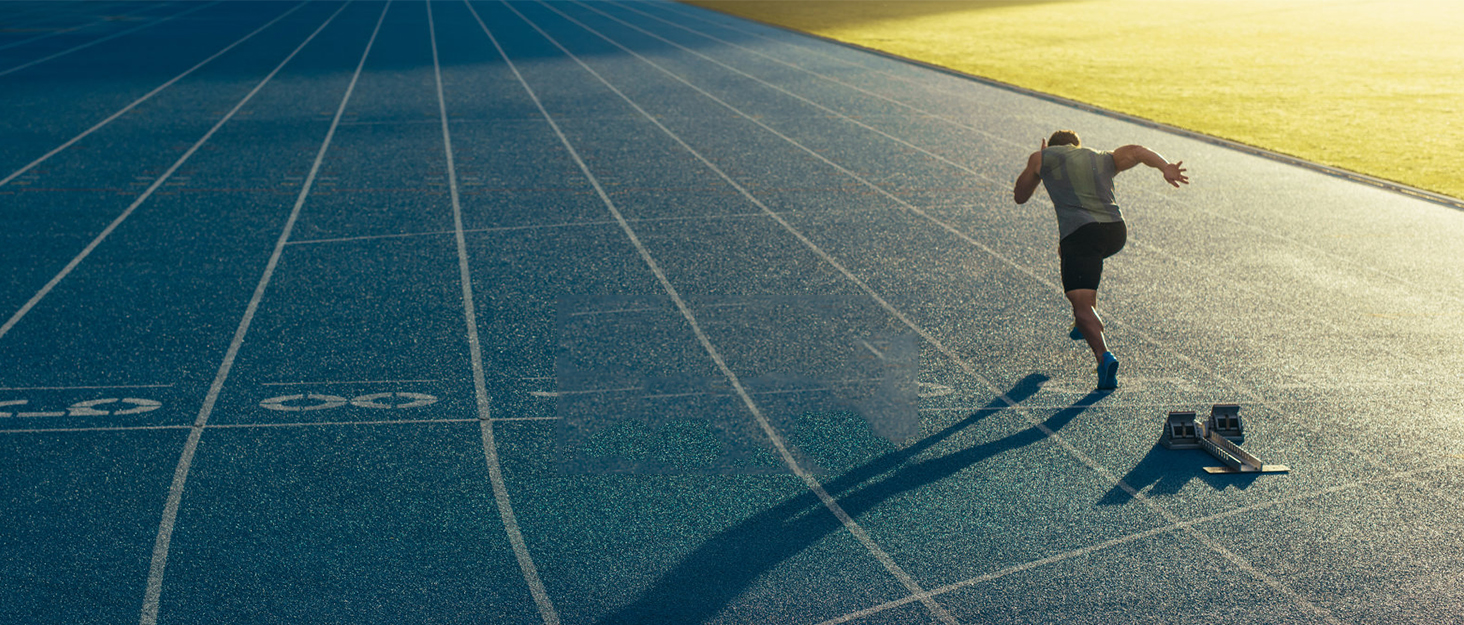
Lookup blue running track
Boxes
[2,1,1462,623]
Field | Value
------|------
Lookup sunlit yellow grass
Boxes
[686,0,1464,202]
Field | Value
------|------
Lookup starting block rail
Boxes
[1161,405,1288,474]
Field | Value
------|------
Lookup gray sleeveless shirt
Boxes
[1040,145,1123,238]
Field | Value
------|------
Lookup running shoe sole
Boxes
[1097,357,1119,390]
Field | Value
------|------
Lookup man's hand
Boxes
[1013,138,1046,204]
[1161,161,1189,187]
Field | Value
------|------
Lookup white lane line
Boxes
[482,3,959,623]
[430,4,560,624]
[137,4,382,624]
[0,2,173,53]
[258,378,440,386]
[0,0,138,29]
[917,399,1345,412]
[0,383,174,391]
[0,0,221,78]
[634,0,1464,308]
[0,1,307,190]
[283,210,773,246]
[612,1,1021,150]
[208,417,478,429]
[817,462,1457,625]
[0,2,317,345]
[0,424,192,435]
[638,0,932,88]
[577,1,1021,184]
[521,6,1343,622]
[0,416,560,435]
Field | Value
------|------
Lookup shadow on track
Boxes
[1098,442,1258,506]
[597,373,1112,624]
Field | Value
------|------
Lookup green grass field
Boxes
[686,0,1463,203]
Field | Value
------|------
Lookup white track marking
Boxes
[641,0,920,83]
[519,5,1345,622]
[0,0,220,78]
[0,4,315,346]
[818,462,1456,624]
[2,1,139,28]
[208,417,478,429]
[0,383,173,391]
[0,1,305,190]
[481,3,960,623]
[137,4,380,624]
[429,4,560,624]
[283,210,773,246]
[0,2,171,53]
[257,378,439,386]
[626,0,1464,308]
[609,1,1021,149]
[0,424,191,435]
[0,416,557,435]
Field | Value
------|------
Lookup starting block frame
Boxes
[1161,405,1288,474]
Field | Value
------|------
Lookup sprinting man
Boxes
[1013,130,1189,390]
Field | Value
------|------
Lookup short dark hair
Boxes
[1048,130,1081,147]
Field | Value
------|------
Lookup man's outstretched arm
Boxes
[1111,144,1189,187]
[1014,149,1043,204]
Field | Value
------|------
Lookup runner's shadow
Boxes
[596,373,1109,625]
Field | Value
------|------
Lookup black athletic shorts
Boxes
[1059,221,1127,292]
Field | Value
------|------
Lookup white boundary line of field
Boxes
[0,2,315,345]
[485,1,962,622]
[136,3,379,623]
[0,1,306,189]
[515,3,1345,622]
[429,3,561,624]
[0,0,220,78]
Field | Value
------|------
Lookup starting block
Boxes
[1160,405,1287,474]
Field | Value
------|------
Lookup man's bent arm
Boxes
[1014,151,1043,204]
[1111,144,1189,187]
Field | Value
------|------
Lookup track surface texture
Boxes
[2,2,1461,624]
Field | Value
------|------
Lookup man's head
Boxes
[1048,130,1081,147]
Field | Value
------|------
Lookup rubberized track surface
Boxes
[2,2,1462,623]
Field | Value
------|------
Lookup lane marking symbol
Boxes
[258,394,348,412]
[68,397,163,416]
[349,392,437,410]
[1,397,163,417]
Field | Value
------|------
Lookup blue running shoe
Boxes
[1096,352,1119,390]
[1069,324,1084,341]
